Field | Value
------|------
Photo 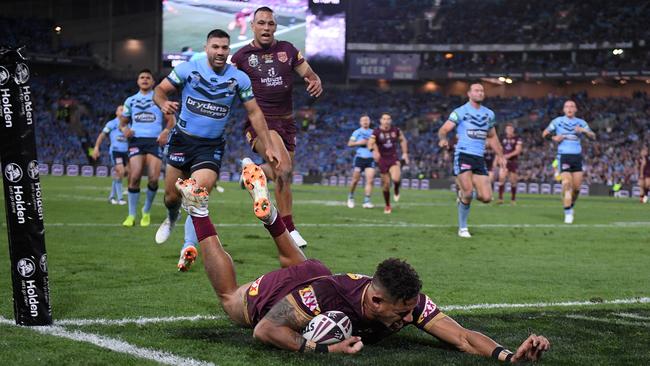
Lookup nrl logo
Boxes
[248,54,259,68]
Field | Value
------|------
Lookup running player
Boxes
[638,146,650,203]
[542,100,596,224]
[497,123,523,204]
[438,82,505,238]
[119,69,175,227]
[228,7,253,40]
[172,159,550,360]
[92,105,128,205]
[152,29,282,271]
[347,114,375,209]
[231,6,322,248]
[367,113,409,214]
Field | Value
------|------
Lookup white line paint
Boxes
[443,297,650,312]
[4,221,649,229]
[0,317,215,366]
[565,314,650,327]
[613,312,650,321]
[55,314,224,326]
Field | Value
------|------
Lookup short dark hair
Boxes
[381,112,391,119]
[206,29,230,40]
[138,69,153,76]
[373,258,422,302]
[254,6,274,18]
[468,81,483,90]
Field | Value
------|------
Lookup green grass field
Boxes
[1,176,649,365]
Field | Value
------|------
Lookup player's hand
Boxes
[497,156,507,169]
[328,336,364,354]
[402,153,410,165]
[304,77,323,98]
[264,146,286,173]
[122,127,134,138]
[157,129,170,146]
[574,126,586,134]
[551,135,564,142]
[511,334,550,363]
[91,148,100,160]
[161,101,180,114]
[438,139,449,149]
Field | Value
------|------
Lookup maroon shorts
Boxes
[378,157,399,174]
[485,157,494,171]
[244,259,332,326]
[506,159,518,173]
[245,117,297,152]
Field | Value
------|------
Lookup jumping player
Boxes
[119,69,175,227]
[438,82,505,238]
[497,123,523,204]
[347,114,376,209]
[92,105,128,205]
[231,6,322,248]
[172,158,550,360]
[638,146,650,203]
[152,29,282,271]
[367,113,408,214]
[542,100,595,224]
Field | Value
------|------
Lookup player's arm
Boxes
[423,315,550,362]
[348,135,367,147]
[508,140,523,159]
[438,120,456,149]
[242,98,286,172]
[253,295,363,354]
[368,134,380,162]
[91,131,108,160]
[118,114,133,139]
[487,127,505,168]
[399,131,409,164]
[153,79,180,115]
[575,123,596,140]
[294,61,323,98]
[543,120,564,142]
[157,113,176,146]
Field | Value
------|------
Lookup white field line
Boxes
[443,297,650,312]
[55,314,224,326]
[613,312,650,321]
[4,222,649,229]
[565,314,650,327]
[0,317,215,366]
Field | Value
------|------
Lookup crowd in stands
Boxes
[31,72,650,186]
[348,0,650,45]
[0,17,91,57]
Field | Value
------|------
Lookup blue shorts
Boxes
[353,157,375,172]
[110,151,129,166]
[558,154,582,173]
[165,127,225,174]
[453,152,487,176]
[128,138,162,159]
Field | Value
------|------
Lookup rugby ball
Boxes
[302,311,352,345]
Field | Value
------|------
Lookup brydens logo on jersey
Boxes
[4,163,23,182]
[299,285,321,315]
[186,96,229,119]
[466,129,488,139]
[134,111,156,123]
[17,258,36,278]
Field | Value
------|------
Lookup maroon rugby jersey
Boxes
[290,273,446,344]
[372,127,402,160]
[231,41,305,117]
[502,135,522,160]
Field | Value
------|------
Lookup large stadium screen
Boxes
[162,0,309,66]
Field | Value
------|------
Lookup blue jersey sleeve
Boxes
[167,61,191,88]
[122,96,133,118]
[102,120,115,134]
[545,118,557,133]
[580,119,592,132]
[235,70,254,103]
[488,110,496,129]
[350,129,360,141]
[448,109,461,125]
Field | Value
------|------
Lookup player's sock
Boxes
[109,179,117,200]
[394,181,400,196]
[564,206,573,215]
[383,190,390,206]
[190,216,217,242]
[511,185,517,201]
[127,188,140,217]
[282,215,296,232]
[115,179,124,201]
[265,209,286,237]
[498,184,505,200]
[348,192,354,200]
[457,200,471,229]
[363,195,371,204]
[184,215,199,247]
[167,202,180,223]
[142,182,158,214]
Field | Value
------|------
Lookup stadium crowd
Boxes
[31,73,650,186]
[0,17,91,57]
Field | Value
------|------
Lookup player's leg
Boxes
[113,161,126,205]
[644,178,650,203]
[456,171,474,237]
[560,172,574,223]
[348,166,361,208]
[509,171,519,203]
[473,173,493,204]
[155,164,186,243]
[123,154,144,226]
[381,171,392,213]
[497,166,506,203]
[570,171,583,206]
[363,166,375,208]
[390,163,401,202]
[140,153,162,227]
